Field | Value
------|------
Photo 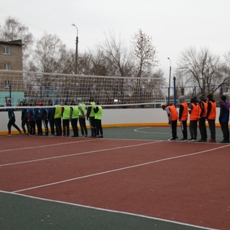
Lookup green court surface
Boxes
[0,192,209,230]
[103,126,223,142]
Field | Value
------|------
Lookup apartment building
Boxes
[0,39,23,70]
[0,40,24,105]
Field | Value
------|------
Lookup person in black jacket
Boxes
[219,95,230,143]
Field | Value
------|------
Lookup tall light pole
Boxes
[167,57,172,104]
[72,24,78,74]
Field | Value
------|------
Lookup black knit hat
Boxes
[207,94,213,100]
[221,95,227,101]
[199,95,205,100]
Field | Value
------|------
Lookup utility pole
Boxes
[167,57,172,104]
[72,24,78,74]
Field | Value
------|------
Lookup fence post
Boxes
[173,77,176,106]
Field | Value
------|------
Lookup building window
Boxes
[3,46,10,55]
[4,63,10,70]
[4,80,10,88]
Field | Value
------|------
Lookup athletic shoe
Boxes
[197,139,207,142]
[168,138,176,141]
[6,134,11,136]
[181,138,187,141]
[209,139,216,143]
[220,140,229,143]
[190,139,196,142]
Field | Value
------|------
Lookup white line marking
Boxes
[134,127,170,134]
[12,144,229,193]
[0,139,94,153]
[0,141,162,167]
[0,190,216,230]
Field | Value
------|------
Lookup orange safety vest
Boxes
[207,101,216,120]
[200,101,207,118]
[190,103,200,121]
[180,102,188,121]
[167,105,178,121]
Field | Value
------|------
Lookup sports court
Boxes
[0,126,229,230]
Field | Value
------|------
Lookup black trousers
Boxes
[170,120,177,139]
[49,119,55,135]
[36,119,42,135]
[7,119,21,134]
[180,120,187,139]
[189,120,198,139]
[42,119,49,135]
[21,118,30,134]
[220,122,229,141]
[62,119,70,136]
[54,118,62,136]
[95,119,103,136]
[89,117,96,137]
[199,117,207,141]
[207,119,216,140]
[79,117,87,136]
[71,118,79,137]
[29,120,36,135]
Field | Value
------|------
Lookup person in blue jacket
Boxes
[47,100,55,135]
[219,95,230,143]
[21,102,30,135]
[34,102,42,135]
[6,103,21,136]
[28,103,36,135]
[40,102,49,136]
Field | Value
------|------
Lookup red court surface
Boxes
[0,134,230,230]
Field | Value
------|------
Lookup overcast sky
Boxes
[0,0,230,78]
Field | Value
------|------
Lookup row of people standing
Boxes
[20,98,103,138]
[49,98,103,138]
[163,93,230,143]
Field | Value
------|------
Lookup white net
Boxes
[0,70,166,108]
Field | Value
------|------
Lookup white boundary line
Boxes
[134,127,170,135]
[0,190,216,230]
[12,144,229,193]
[0,139,95,153]
[0,140,162,167]
[134,127,223,136]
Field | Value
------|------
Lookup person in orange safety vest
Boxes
[162,103,178,141]
[206,93,216,143]
[178,95,188,141]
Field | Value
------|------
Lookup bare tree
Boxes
[25,32,75,101]
[99,32,134,77]
[28,32,74,73]
[131,29,158,78]
[177,47,226,96]
[0,16,34,62]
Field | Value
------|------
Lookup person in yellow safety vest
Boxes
[94,101,103,138]
[78,101,88,137]
[54,100,62,136]
[86,97,96,137]
[70,101,79,137]
[62,101,71,137]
